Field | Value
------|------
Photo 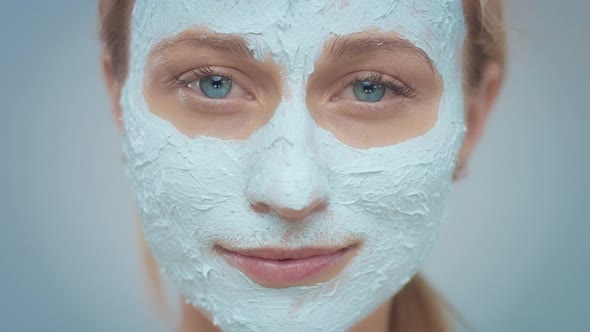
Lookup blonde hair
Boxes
[98,1,506,331]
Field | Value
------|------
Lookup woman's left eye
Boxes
[352,81,386,102]
[336,73,415,103]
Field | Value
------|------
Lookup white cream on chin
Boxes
[120,1,467,331]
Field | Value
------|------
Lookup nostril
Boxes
[267,198,327,222]
[306,199,328,214]
[250,202,271,214]
[249,199,326,222]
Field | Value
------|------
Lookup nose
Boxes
[246,140,328,223]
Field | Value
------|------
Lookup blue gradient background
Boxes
[2,1,588,331]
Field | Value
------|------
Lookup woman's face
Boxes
[120,0,467,331]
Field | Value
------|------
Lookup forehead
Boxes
[131,0,465,76]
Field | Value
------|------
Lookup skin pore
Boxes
[102,1,502,331]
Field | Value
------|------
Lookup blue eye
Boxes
[353,81,386,102]
[199,75,233,99]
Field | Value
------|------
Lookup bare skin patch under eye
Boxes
[304,32,443,148]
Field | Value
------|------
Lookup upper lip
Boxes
[216,245,356,260]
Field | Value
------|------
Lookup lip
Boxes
[216,244,358,288]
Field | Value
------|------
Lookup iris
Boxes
[353,81,386,102]
[199,75,232,99]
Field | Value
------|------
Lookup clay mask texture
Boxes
[120,1,467,331]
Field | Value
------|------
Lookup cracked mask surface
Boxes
[120,0,467,331]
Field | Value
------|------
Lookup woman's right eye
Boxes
[174,68,250,100]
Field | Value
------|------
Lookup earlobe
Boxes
[455,61,503,180]
[101,51,124,131]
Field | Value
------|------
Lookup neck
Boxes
[177,298,220,332]
[177,295,393,332]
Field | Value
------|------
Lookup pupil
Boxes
[211,76,224,88]
[363,82,375,94]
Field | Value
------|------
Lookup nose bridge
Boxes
[246,97,328,220]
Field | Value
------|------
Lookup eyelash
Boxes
[171,66,235,86]
[341,71,417,99]
[169,66,416,101]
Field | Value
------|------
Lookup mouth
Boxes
[215,243,359,288]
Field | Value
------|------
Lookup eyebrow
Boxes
[327,36,435,71]
[151,32,434,71]
[152,33,255,60]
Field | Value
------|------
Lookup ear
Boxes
[455,62,502,179]
[101,50,124,131]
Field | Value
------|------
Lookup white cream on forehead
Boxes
[132,0,463,85]
[121,1,467,331]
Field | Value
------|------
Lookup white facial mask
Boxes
[120,1,466,331]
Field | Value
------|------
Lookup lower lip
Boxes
[217,246,355,288]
